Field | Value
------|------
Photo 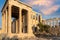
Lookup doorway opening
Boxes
[22,9,28,33]
[11,6,19,33]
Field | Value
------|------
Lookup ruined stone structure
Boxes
[1,0,42,39]
[42,18,60,36]
[42,18,60,27]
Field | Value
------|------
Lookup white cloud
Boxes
[41,5,60,15]
[21,0,60,15]
[25,0,55,7]
[31,0,54,7]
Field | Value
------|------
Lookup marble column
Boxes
[53,20,55,27]
[3,12,6,33]
[56,20,58,27]
[2,12,5,33]
[16,19,19,33]
[6,10,8,33]
[8,5,11,33]
[50,20,52,27]
[19,8,22,33]
[2,13,3,33]
[47,21,49,25]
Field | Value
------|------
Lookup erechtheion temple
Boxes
[1,0,42,39]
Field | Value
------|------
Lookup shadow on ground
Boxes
[34,34,60,40]
[1,34,60,40]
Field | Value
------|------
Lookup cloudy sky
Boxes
[0,0,60,27]
[20,0,60,19]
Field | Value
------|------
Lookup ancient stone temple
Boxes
[1,0,42,39]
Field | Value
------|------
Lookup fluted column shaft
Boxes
[19,8,22,33]
[8,5,11,33]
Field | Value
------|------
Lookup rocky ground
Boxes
[1,34,60,40]
[1,36,60,40]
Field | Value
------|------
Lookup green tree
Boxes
[37,22,44,32]
[43,25,50,33]
[37,22,50,33]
